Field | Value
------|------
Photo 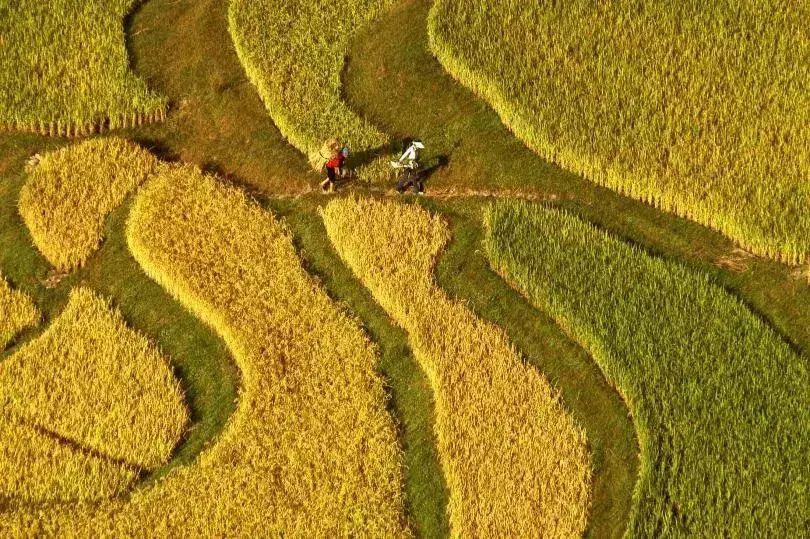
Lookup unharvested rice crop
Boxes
[0,415,138,504]
[228,0,391,168]
[0,166,409,535]
[0,287,188,470]
[0,0,166,136]
[484,200,810,536]
[429,0,810,264]
[19,138,159,270]
[0,275,39,350]
[322,197,591,538]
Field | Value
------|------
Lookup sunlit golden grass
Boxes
[484,200,810,536]
[228,0,391,169]
[0,275,39,350]
[0,167,410,535]
[0,287,188,470]
[0,415,138,505]
[322,197,591,537]
[18,138,159,270]
[429,0,810,264]
[0,0,166,136]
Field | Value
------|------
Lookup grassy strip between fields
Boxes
[322,196,591,537]
[270,198,450,538]
[0,287,188,471]
[429,199,638,539]
[429,0,810,264]
[484,200,810,536]
[19,138,159,270]
[0,0,166,135]
[1,141,240,499]
[0,166,410,535]
[227,0,391,170]
[0,274,39,350]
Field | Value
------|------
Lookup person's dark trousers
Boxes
[396,169,422,193]
[323,166,337,190]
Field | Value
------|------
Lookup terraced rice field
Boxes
[323,197,591,537]
[19,138,159,270]
[0,166,409,535]
[484,200,810,536]
[0,0,167,135]
[228,0,391,169]
[0,0,808,535]
[0,416,139,504]
[0,287,187,504]
[0,275,38,349]
[429,0,810,264]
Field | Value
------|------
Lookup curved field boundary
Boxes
[273,199,451,538]
[484,200,810,536]
[19,138,159,270]
[322,197,591,537]
[1,147,240,492]
[0,287,188,470]
[428,0,810,264]
[228,0,391,169]
[0,1,166,136]
[0,167,410,535]
[431,200,638,538]
[0,275,39,350]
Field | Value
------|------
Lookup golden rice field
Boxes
[2,0,810,535]
[0,275,38,350]
[0,287,188,471]
[322,197,591,538]
[0,286,186,506]
[228,0,391,168]
[0,166,409,535]
[429,0,810,264]
[0,415,138,505]
[0,0,166,136]
[19,138,159,270]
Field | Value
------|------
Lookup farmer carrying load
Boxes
[319,139,349,193]
[392,139,425,194]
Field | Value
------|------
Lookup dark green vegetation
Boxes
[1,0,809,536]
[485,200,810,536]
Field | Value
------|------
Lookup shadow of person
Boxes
[396,154,449,194]
[344,140,400,170]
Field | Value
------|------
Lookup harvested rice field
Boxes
[0,0,807,536]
